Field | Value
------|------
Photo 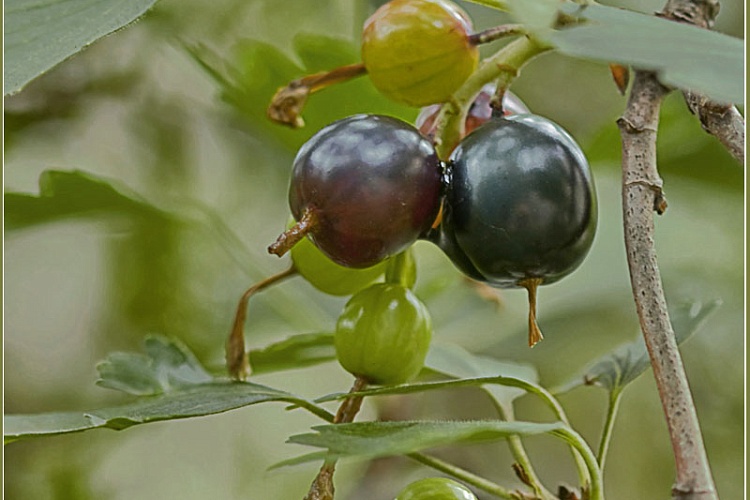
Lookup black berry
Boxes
[432,114,597,345]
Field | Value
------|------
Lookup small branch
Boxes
[303,377,368,500]
[433,36,550,158]
[226,266,298,380]
[618,71,717,500]
[683,93,744,165]
[657,0,745,165]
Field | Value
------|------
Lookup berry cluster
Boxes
[250,0,596,388]
[269,103,596,382]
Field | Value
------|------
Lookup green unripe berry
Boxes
[362,0,479,107]
[395,478,478,500]
[291,235,386,296]
[335,283,432,385]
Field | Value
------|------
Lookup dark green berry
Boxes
[433,114,597,346]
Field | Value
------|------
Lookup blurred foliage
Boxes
[4,0,744,499]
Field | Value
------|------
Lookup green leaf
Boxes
[287,420,565,462]
[96,335,213,396]
[4,169,169,232]
[315,376,549,406]
[4,0,158,95]
[552,299,721,395]
[5,336,336,443]
[551,3,744,104]
[5,381,333,444]
[425,342,538,408]
[248,332,336,375]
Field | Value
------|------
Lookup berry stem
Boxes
[303,376,368,500]
[468,24,525,46]
[268,206,319,257]
[433,36,550,159]
[226,266,298,380]
[384,248,417,289]
[518,277,544,348]
[268,63,367,128]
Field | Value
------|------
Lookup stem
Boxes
[267,63,367,128]
[268,206,319,257]
[619,71,717,499]
[433,36,550,158]
[407,452,518,499]
[468,24,526,46]
[553,428,604,500]
[596,390,623,471]
[657,0,744,165]
[226,266,297,380]
[494,403,555,499]
[384,249,417,289]
[304,377,368,500]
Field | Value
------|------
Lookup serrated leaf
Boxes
[248,332,336,375]
[96,335,213,396]
[4,169,169,232]
[5,0,158,95]
[5,381,333,443]
[287,420,565,462]
[425,342,538,408]
[553,299,721,395]
[551,3,743,103]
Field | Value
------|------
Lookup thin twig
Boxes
[658,0,744,165]
[618,70,717,500]
[304,377,368,500]
[433,36,550,159]
[682,93,744,164]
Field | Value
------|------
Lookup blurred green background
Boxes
[4,0,744,499]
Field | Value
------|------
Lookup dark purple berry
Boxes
[270,114,443,268]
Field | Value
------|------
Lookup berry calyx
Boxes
[434,114,597,346]
[362,0,479,107]
[335,283,432,385]
[395,477,478,500]
[269,114,443,268]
